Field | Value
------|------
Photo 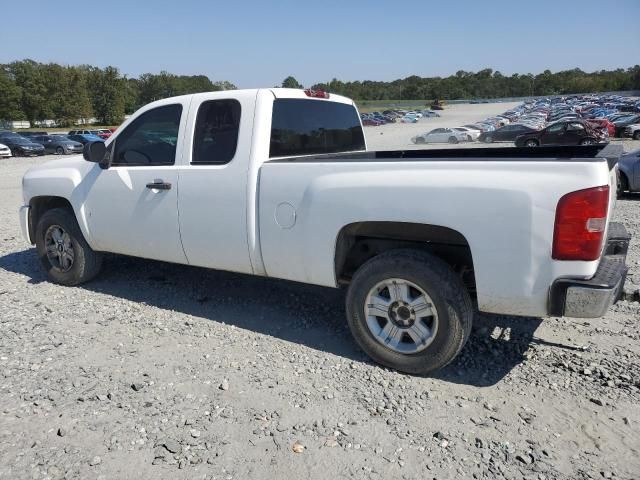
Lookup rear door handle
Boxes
[146,180,172,190]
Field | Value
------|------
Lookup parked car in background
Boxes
[623,124,640,140]
[362,118,383,126]
[16,131,47,138]
[400,115,418,123]
[587,119,615,137]
[479,124,537,143]
[515,121,604,147]
[453,127,480,141]
[66,133,105,145]
[32,135,84,155]
[68,129,95,136]
[0,134,45,156]
[411,128,469,144]
[617,148,640,196]
[0,143,11,158]
[92,129,113,140]
[612,114,640,137]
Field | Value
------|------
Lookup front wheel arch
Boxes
[29,196,77,246]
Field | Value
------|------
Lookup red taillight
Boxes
[552,186,609,261]
[303,89,330,99]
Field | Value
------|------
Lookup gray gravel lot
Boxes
[1,143,639,480]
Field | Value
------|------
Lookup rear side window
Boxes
[269,99,365,157]
[112,104,182,166]
[192,99,241,165]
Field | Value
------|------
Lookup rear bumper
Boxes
[548,222,630,318]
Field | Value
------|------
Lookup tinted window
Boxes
[112,104,182,166]
[567,122,585,131]
[192,99,241,165]
[269,99,365,157]
[546,123,565,133]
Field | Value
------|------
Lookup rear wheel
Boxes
[415,137,425,144]
[580,138,595,146]
[35,208,103,286]
[345,249,473,375]
[633,131,640,140]
[525,139,539,147]
[484,135,493,143]
[448,136,459,144]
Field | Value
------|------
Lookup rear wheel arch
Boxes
[334,221,476,295]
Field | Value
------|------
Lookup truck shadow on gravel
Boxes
[1,249,563,387]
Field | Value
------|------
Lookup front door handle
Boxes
[146,180,172,190]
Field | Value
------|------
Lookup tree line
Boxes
[0,60,236,126]
[1,60,639,126]
[307,66,640,102]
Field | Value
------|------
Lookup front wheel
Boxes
[633,131,640,140]
[55,146,65,155]
[35,208,103,286]
[525,139,539,147]
[484,135,493,143]
[448,136,459,144]
[580,138,595,146]
[345,250,473,375]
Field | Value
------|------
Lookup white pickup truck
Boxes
[20,88,630,374]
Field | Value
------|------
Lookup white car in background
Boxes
[453,127,480,141]
[411,127,469,144]
[0,143,12,158]
[406,111,423,118]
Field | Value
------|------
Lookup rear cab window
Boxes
[269,99,365,157]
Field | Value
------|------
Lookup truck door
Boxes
[82,102,188,264]
[177,91,257,274]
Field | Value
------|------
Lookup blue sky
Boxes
[1,0,638,87]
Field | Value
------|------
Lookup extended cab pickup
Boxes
[20,88,630,374]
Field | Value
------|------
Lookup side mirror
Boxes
[83,141,110,169]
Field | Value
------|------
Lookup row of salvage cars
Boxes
[411,93,640,146]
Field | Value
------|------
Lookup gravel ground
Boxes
[1,135,639,480]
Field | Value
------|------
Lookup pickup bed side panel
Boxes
[258,160,611,318]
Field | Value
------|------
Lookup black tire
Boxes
[448,136,459,144]
[484,135,493,143]
[580,138,595,146]
[35,207,103,286]
[345,249,473,375]
[617,172,629,198]
[633,131,640,140]
[525,139,539,147]
[415,137,425,144]
[55,146,64,155]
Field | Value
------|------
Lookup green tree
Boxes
[282,76,303,89]
[0,66,24,120]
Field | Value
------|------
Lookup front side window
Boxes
[269,99,365,157]
[192,99,241,165]
[112,104,182,166]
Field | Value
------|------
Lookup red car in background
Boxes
[91,129,113,140]
[362,118,383,126]
[587,119,615,137]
